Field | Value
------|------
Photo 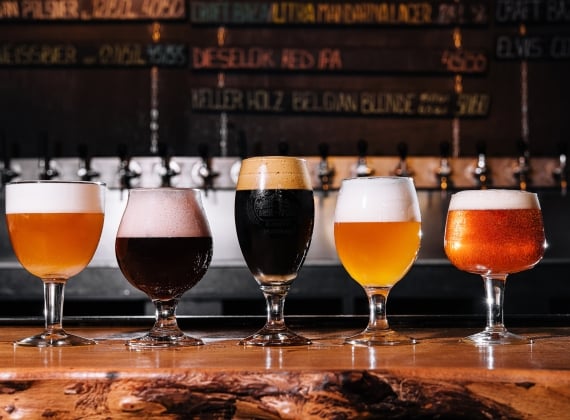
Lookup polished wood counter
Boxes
[1,317,569,419]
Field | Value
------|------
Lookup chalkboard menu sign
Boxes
[0,0,568,158]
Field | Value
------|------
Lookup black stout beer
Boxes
[235,156,314,346]
[115,188,212,348]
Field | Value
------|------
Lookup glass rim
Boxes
[126,187,202,193]
[241,155,307,162]
[342,175,414,183]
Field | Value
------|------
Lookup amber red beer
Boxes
[445,190,545,276]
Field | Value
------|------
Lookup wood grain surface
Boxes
[0,323,569,419]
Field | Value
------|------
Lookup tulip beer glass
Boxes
[334,177,421,346]
[444,189,546,345]
[235,156,314,346]
[5,181,105,347]
[115,188,213,348]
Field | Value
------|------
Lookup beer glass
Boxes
[444,189,546,345]
[5,181,105,347]
[334,177,421,346]
[115,188,213,348]
[235,156,314,346]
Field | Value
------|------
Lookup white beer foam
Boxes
[334,177,421,222]
[236,156,312,190]
[116,188,211,238]
[5,181,105,214]
[449,189,540,211]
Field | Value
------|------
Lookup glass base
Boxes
[127,333,203,349]
[240,328,311,346]
[15,330,96,347]
[462,329,533,346]
[344,328,417,346]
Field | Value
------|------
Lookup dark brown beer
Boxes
[235,189,314,283]
[116,236,212,300]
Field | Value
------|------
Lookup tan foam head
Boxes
[117,188,211,238]
[236,156,312,190]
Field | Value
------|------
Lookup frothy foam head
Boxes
[117,188,211,238]
[449,189,540,211]
[236,156,312,191]
[335,177,421,222]
[5,181,105,214]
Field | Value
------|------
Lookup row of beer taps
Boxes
[0,132,568,195]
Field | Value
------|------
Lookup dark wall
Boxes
[0,0,569,158]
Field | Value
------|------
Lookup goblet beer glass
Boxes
[5,181,105,347]
[115,188,213,348]
[235,156,314,346]
[334,177,421,346]
[444,189,546,345]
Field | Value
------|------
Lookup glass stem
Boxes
[482,274,508,333]
[43,280,66,336]
[260,285,290,331]
[365,287,391,331]
[151,299,181,336]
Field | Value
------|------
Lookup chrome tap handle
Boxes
[514,139,531,190]
[436,141,452,190]
[355,138,373,177]
[196,143,219,192]
[117,143,141,191]
[393,141,412,177]
[553,141,568,196]
[38,132,59,180]
[317,142,335,194]
[77,143,100,181]
[473,140,490,188]
[156,142,180,188]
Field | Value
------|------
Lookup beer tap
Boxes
[77,144,100,181]
[230,130,248,185]
[0,131,20,185]
[513,139,531,191]
[473,141,490,189]
[156,142,181,188]
[317,142,335,196]
[193,143,219,194]
[117,143,141,193]
[353,139,374,177]
[393,141,413,177]
[38,132,59,180]
[435,140,453,192]
[552,141,568,196]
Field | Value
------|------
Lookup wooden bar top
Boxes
[1,317,569,419]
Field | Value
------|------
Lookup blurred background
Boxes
[0,0,569,318]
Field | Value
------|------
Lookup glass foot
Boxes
[240,328,311,346]
[344,328,417,346]
[15,330,96,347]
[462,329,533,346]
[127,332,203,349]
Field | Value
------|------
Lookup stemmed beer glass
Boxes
[115,188,213,348]
[5,181,105,347]
[444,189,546,345]
[235,156,314,346]
[334,177,421,346]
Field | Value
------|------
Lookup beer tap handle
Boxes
[317,142,334,194]
[0,131,19,185]
[473,140,490,189]
[514,139,531,190]
[436,141,452,191]
[355,139,373,177]
[394,141,412,177]
[553,141,568,196]
[77,143,100,181]
[38,132,59,180]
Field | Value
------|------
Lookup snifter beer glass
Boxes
[235,156,314,346]
[444,189,545,345]
[5,181,105,347]
[334,177,421,346]
[115,188,213,348]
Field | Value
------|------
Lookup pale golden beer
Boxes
[7,213,104,279]
[334,176,421,346]
[445,208,545,275]
[334,221,421,287]
[5,181,105,347]
[443,189,545,345]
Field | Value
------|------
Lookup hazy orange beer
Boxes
[7,213,104,279]
[334,221,421,287]
[445,208,545,275]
